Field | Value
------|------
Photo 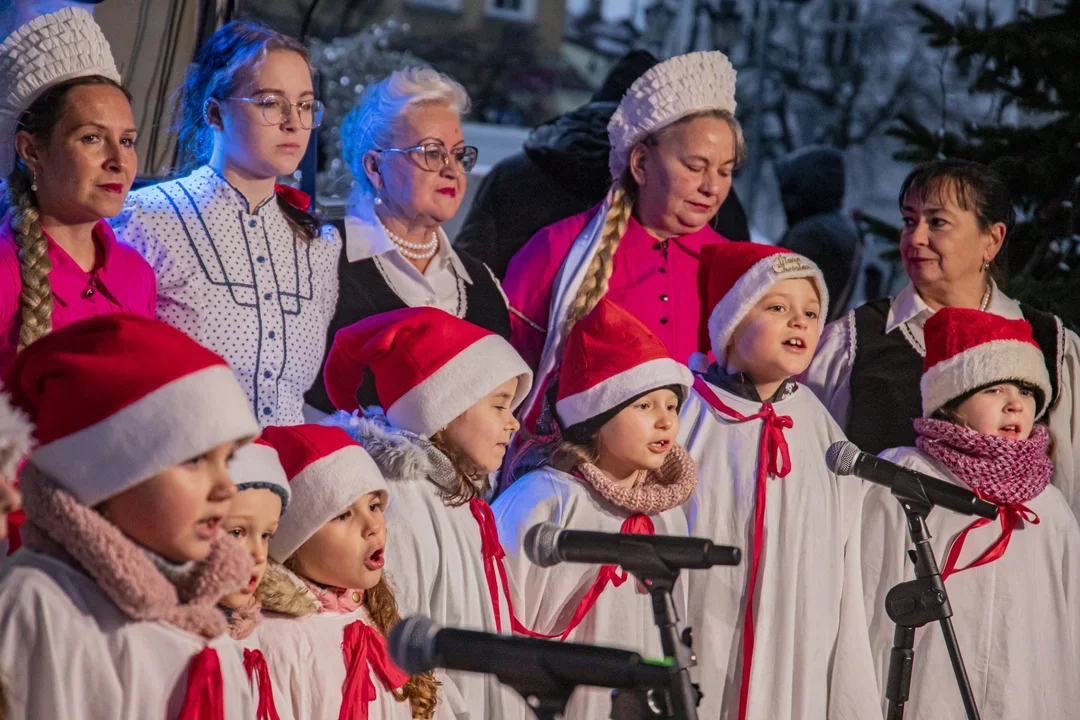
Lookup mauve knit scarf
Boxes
[913,419,1053,504]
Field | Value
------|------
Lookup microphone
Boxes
[826,441,998,520]
[525,522,741,570]
[389,616,671,692]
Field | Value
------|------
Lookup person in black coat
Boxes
[454,50,751,279]
[775,145,861,322]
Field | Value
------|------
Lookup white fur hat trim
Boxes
[920,339,1052,419]
[608,51,737,180]
[0,7,121,176]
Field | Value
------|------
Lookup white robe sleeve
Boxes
[1064,508,1080,673]
[491,472,570,633]
[0,570,124,720]
[800,311,855,428]
[1047,327,1080,518]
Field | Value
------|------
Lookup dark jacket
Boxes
[775,146,860,322]
[454,102,751,279]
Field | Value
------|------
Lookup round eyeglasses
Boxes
[379,142,479,174]
[228,94,325,129]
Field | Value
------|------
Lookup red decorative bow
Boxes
[340,620,410,720]
[942,501,1040,581]
[274,184,312,212]
[692,376,793,720]
[243,648,281,720]
[177,646,225,720]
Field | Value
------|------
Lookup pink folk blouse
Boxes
[0,217,157,375]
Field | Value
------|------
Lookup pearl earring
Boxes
[30,175,37,193]
[374,194,383,206]
[983,261,990,272]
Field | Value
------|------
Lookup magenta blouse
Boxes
[0,217,157,375]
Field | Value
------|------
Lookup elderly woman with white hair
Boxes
[304,67,510,419]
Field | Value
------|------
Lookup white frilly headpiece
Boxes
[0,7,120,176]
[607,50,737,180]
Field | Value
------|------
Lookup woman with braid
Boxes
[0,8,156,554]
[0,7,155,378]
[503,51,744,431]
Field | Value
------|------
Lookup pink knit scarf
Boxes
[575,443,698,514]
[913,419,1053,504]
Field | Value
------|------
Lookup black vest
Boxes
[304,235,511,414]
[847,298,1062,455]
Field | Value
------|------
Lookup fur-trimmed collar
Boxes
[18,463,253,639]
[323,409,459,492]
[256,562,320,618]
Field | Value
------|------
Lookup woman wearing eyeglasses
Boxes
[302,67,512,418]
[113,21,341,427]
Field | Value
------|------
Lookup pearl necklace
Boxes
[377,216,438,260]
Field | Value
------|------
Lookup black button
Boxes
[660,318,668,324]
[660,294,669,301]
[256,256,265,263]
[268,331,276,339]
[249,219,258,228]
[264,371,272,379]
[658,267,667,274]
[262,407,271,416]
[82,287,95,299]
[264,293,272,300]
[653,243,661,250]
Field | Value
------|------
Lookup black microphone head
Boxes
[388,615,440,674]
[524,522,562,568]
[826,440,861,475]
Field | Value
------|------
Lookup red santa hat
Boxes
[3,314,259,507]
[921,308,1051,419]
[699,243,829,363]
[556,298,692,440]
[323,307,533,439]
[261,424,388,563]
[229,438,291,511]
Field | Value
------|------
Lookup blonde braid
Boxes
[8,171,53,350]
[566,185,633,326]
[364,577,440,719]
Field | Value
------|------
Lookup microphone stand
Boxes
[609,541,704,720]
[885,477,981,720]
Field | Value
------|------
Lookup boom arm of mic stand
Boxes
[885,483,981,720]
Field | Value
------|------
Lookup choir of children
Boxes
[0,7,1076,720]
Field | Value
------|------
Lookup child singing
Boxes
[0,315,261,719]
[862,308,1080,719]
[322,306,532,720]
[494,298,696,719]
[254,423,439,720]
[679,243,880,720]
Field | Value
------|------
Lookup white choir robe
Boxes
[678,381,882,720]
[0,550,256,720]
[492,467,690,720]
[237,632,293,720]
[384,476,531,720]
[862,447,1080,719]
[256,606,414,720]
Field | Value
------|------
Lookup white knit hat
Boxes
[261,424,388,563]
[608,50,737,180]
[0,7,121,176]
[229,438,291,511]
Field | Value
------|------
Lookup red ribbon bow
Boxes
[692,376,793,720]
[274,184,312,212]
[243,648,281,720]
[176,646,225,720]
[339,620,410,720]
[942,501,1040,582]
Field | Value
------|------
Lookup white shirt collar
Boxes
[886,279,1022,334]
[343,212,472,283]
